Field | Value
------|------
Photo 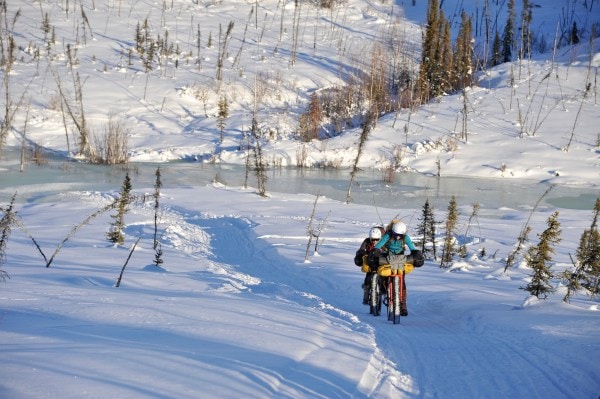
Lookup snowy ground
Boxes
[1,182,599,398]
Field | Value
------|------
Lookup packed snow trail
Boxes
[194,213,599,399]
[192,215,410,398]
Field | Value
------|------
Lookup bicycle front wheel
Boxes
[369,273,381,316]
[387,275,401,324]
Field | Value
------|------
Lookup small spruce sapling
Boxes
[416,198,436,259]
[522,211,561,299]
[153,167,164,267]
[107,172,132,245]
[440,195,458,268]
[575,198,600,296]
[505,185,554,272]
[561,254,584,303]
[217,96,229,145]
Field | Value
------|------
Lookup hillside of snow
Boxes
[1,0,598,186]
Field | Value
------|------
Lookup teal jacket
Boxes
[374,233,416,255]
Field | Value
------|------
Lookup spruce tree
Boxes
[440,195,458,268]
[561,261,583,303]
[153,167,164,266]
[107,172,132,245]
[522,211,561,299]
[569,22,580,45]
[439,17,453,94]
[576,198,600,296]
[217,96,229,144]
[153,168,162,248]
[454,10,473,90]
[134,22,144,54]
[520,0,532,58]
[419,1,474,99]
[501,0,515,63]
[416,198,436,259]
[419,0,441,102]
[490,30,502,67]
[42,13,52,51]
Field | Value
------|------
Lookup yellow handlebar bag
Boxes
[362,252,415,275]
[377,263,414,276]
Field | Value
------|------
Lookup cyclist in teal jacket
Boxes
[371,220,416,316]
[374,220,416,258]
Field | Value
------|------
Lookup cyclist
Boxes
[371,220,416,316]
[354,226,385,304]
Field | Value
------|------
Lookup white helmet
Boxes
[392,221,407,235]
[369,227,382,240]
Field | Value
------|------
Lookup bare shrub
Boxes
[254,71,270,105]
[382,144,405,183]
[324,158,343,168]
[0,193,18,282]
[309,0,346,9]
[298,92,323,142]
[382,166,395,183]
[445,137,459,152]
[31,142,48,165]
[398,88,416,109]
[390,144,404,170]
[364,44,390,116]
[47,94,62,112]
[304,194,330,261]
[191,84,211,117]
[296,143,308,167]
[319,82,363,136]
[91,115,129,165]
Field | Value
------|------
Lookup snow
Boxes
[1,0,599,398]
[2,186,599,398]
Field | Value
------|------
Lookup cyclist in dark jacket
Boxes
[354,226,385,304]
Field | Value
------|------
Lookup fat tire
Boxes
[369,273,381,316]
[386,277,393,322]
[392,275,401,324]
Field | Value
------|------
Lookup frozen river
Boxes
[1,150,597,211]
